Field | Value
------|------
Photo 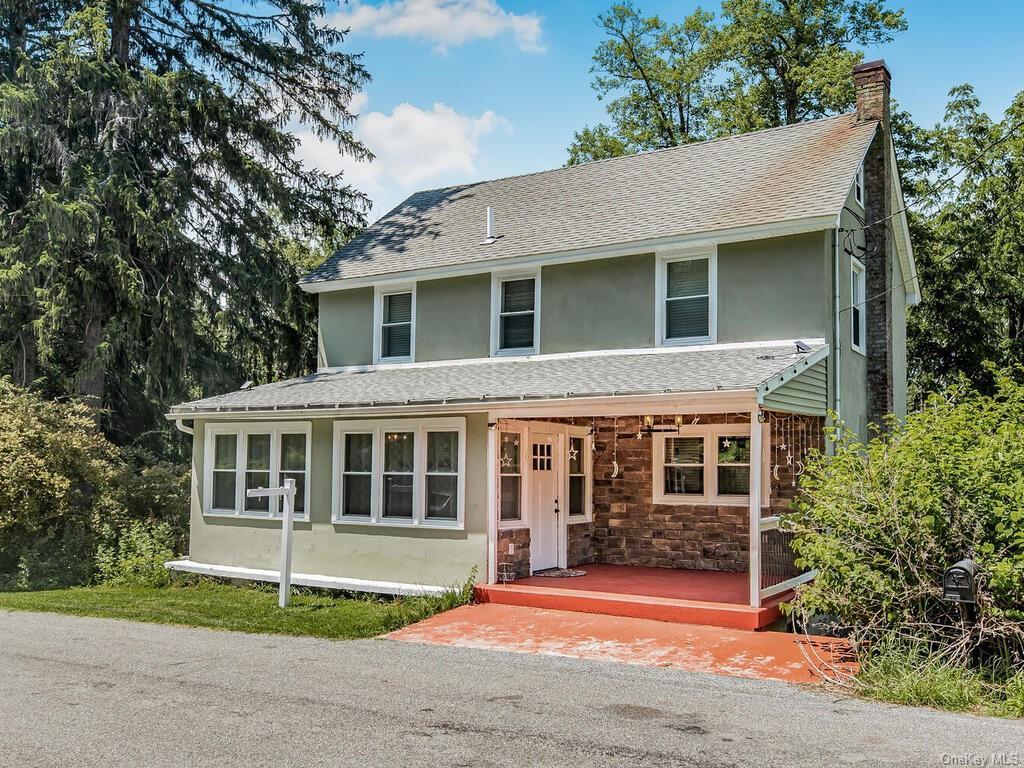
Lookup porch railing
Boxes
[758,516,815,600]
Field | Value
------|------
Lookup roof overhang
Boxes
[299,215,838,294]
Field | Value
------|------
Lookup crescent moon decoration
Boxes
[611,459,619,479]
[772,464,781,482]
[610,417,620,478]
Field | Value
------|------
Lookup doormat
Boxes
[533,568,587,578]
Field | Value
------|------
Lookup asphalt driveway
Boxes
[1,610,1021,768]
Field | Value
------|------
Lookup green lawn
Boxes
[0,580,470,639]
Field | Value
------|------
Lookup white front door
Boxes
[529,431,560,572]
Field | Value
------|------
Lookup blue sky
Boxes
[295,0,1024,219]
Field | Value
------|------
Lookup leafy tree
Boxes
[906,87,1024,395]
[0,1,369,444]
[568,0,906,163]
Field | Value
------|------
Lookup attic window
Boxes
[855,163,865,207]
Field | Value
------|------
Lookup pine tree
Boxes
[0,0,369,446]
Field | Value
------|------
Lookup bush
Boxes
[785,369,1024,665]
[95,521,177,587]
[0,380,189,589]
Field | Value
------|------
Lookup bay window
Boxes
[203,423,311,518]
[333,418,466,528]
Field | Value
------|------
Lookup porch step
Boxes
[475,583,789,631]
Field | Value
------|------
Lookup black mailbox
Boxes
[943,559,978,604]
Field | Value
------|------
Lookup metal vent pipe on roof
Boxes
[485,206,494,242]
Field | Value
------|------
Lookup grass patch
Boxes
[0,576,474,640]
[853,640,1024,719]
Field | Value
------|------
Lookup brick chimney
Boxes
[854,59,894,427]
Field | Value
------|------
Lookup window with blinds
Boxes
[498,277,536,351]
[664,257,710,341]
[380,291,413,360]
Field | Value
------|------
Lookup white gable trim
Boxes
[299,214,838,294]
[889,141,921,305]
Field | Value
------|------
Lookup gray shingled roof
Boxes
[303,114,876,285]
[170,342,824,414]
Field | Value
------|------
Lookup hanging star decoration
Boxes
[568,445,579,463]
[500,454,512,468]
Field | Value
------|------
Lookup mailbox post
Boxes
[943,558,979,624]
[246,478,297,608]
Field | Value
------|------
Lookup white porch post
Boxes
[748,409,762,609]
[486,419,498,585]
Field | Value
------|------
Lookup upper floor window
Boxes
[492,272,539,355]
[854,163,865,207]
[657,250,716,346]
[375,287,415,363]
[204,422,311,519]
[851,257,866,354]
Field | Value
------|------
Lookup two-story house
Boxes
[167,61,919,630]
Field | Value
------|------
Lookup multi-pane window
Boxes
[662,436,704,496]
[664,257,711,341]
[568,436,586,517]
[499,432,522,522]
[212,433,238,512]
[279,433,307,515]
[716,436,750,496]
[425,431,459,521]
[655,427,765,505]
[851,259,866,353]
[341,433,373,518]
[333,419,465,527]
[498,277,536,351]
[383,431,415,519]
[244,433,271,514]
[380,290,413,360]
[204,424,310,518]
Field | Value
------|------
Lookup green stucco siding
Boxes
[717,232,831,343]
[837,188,869,441]
[416,274,491,361]
[540,254,655,353]
[892,248,908,419]
[187,414,488,587]
[318,288,373,368]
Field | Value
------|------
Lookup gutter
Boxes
[832,222,843,421]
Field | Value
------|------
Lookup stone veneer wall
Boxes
[497,527,530,580]
[558,413,825,572]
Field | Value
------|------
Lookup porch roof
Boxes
[169,340,826,417]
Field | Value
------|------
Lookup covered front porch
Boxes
[481,354,827,630]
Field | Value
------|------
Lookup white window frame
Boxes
[565,425,593,522]
[331,417,466,529]
[652,424,768,506]
[497,426,526,529]
[490,269,540,356]
[655,247,717,347]
[373,285,416,364]
[203,421,312,519]
[854,163,865,208]
[851,257,866,356]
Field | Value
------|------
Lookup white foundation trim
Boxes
[163,559,448,597]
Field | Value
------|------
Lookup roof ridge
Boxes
[408,112,860,197]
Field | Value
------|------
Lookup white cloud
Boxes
[294,95,511,216]
[333,0,544,53]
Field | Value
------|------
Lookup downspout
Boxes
[173,418,194,436]
[832,221,842,423]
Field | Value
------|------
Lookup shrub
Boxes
[0,380,122,588]
[0,380,189,589]
[95,521,177,587]
[785,370,1024,666]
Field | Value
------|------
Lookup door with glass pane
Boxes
[528,429,560,572]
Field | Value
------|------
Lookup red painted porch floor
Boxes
[476,564,788,631]
[389,603,855,684]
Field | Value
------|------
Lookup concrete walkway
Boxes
[3,610,1022,767]
[390,603,854,683]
